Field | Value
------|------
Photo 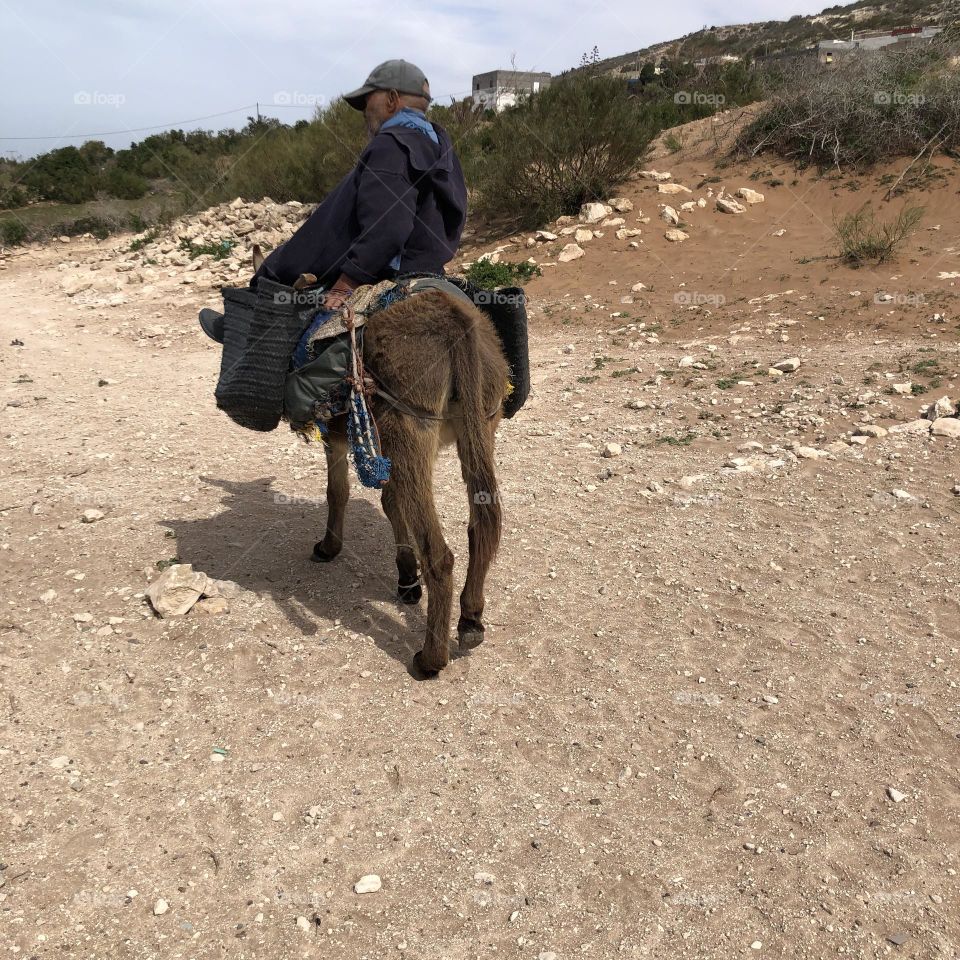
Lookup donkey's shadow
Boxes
[161,475,425,666]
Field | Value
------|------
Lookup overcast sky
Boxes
[2,0,831,158]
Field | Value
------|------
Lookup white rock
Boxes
[926,396,956,420]
[658,183,692,195]
[678,356,696,368]
[717,197,747,215]
[661,205,680,226]
[773,357,801,373]
[147,563,210,618]
[49,755,71,769]
[631,282,647,292]
[854,424,888,439]
[889,419,931,436]
[535,230,558,242]
[737,187,765,204]
[295,915,311,932]
[81,508,105,523]
[772,228,786,237]
[39,589,57,604]
[579,202,612,224]
[558,243,585,263]
[608,197,634,211]
[574,228,595,244]
[354,874,382,894]
[602,443,623,458]
[891,382,913,396]
[932,418,960,439]
[601,217,625,227]
[473,871,496,885]
[887,787,907,803]
[153,898,169,916]
[616,228,642,240]
[640,170,672,181]
[664,229,689,243]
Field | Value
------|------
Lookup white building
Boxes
[471,70,552,112]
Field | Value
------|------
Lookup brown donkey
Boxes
[312,289,510,677]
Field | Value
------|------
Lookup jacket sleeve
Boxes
[340,139,418,285]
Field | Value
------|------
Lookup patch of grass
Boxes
[127,228,160,253]
[611,368,637,379]
[834,203,923,267]
[179,237,235,260]
[156,556,180,570]
[576,375,599,384]
[465,258,542,288]
[0,217,28,246]
[716,377,737,390]
[656,431,697,446]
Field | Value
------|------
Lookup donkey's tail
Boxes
[445,297,502,565]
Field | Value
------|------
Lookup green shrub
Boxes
[0,218,28,246]
[102,166,149,200]
[833,203,924,265]
[465,258,541,288]
[470,74,655,227]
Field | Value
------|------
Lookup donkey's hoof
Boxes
[409,650,444,679]
[311,540,340,563]
[397,580,422,605]
[457,617,486,650]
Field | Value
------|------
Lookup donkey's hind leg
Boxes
[380,419,454,676]
[456,419,502,649]
[381,483,421,604]
[312,424,350,562]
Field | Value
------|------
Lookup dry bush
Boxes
[736,41,960,169]
[833,202,924,265]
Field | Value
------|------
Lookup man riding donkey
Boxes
[200,59,468,352]
[202,61,528,677]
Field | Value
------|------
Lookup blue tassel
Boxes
[346,389,391,488]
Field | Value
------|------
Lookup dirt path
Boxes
[2,184,960,959]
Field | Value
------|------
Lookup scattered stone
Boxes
[49,755,71,769]
[891,382,913,396]
[72,612,93,623]
[678,356,696,368]
[153,898,169,916]
[717,197,747,215]
[295,915,311,932]
[535,230,558,242]
[473,871,496,885]
[579,202,612,224]
[616,228,642,240]
[602,443,623,458]
[192,596,230,616]
[147,563,210,618]
[661,205,680,226]
[558,243,585,263]
[932,418,960,439]
[80,508,105,523]
[772,228,787,237]
[891,489,916,502]
[658,183,692,195]
[889,419,931,436]
[737,187,765,204]
[925,396,956,420]
[640,170,672,181]
[354,874,382,894]
[772,357,801,373]
[39,589,57,604]
[887,787,907,803]
[608,197,634,212]
[854,425,888,439]
[574,228,595,244]
[631,282,647,292]
[664,229,689,243]
[796,447,826,460]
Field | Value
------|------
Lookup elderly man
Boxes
[255,59,467,310]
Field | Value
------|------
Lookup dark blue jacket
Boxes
[253,121,467,288]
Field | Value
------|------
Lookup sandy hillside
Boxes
[1,119,959,959]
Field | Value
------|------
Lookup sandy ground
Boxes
[2,131,960,959]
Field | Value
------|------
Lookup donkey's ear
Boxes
[252,244,265,272]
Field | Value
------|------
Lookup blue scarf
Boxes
[380,106,439,144]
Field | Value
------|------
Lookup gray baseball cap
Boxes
[343,59,432,110]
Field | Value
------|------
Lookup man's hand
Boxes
[323,273,359,311]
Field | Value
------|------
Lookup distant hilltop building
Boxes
[818,25,942,64]
[472,70,552,111]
